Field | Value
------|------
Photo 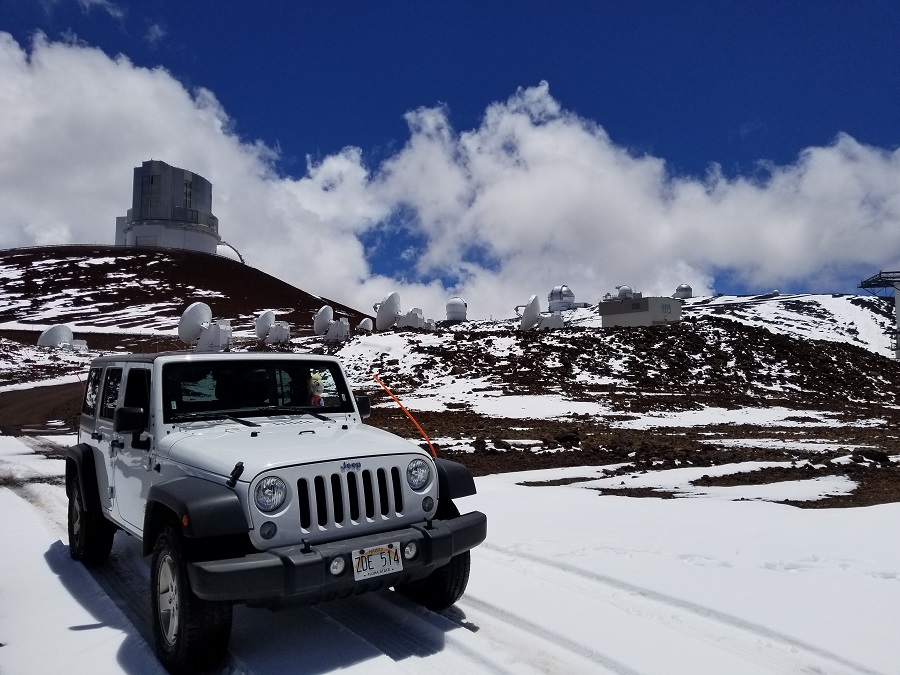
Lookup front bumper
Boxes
[188,511,487,607]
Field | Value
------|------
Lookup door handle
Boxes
[110,439,124,450]
[91,431,103,441]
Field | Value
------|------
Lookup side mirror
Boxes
[355,396,371,420]
[114,406,146,434]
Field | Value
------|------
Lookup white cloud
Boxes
[145,23,166,47]
[76,0,125,20]
[1,34,899,321]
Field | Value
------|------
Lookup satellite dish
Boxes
[358,317,373,332]
[255,310,276,340]
[178,302,212,345]
[520,295,541,331]
[313,306,334,336]
[375,292,401,331]
[37,324,74,347]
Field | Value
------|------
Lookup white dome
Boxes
[446,296,467,321]
[216,244,242,262]
[548,285,577,312]
[673,283,693,299]
[617,285,633,299]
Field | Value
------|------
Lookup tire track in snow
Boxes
[479,542,885,675]
[316,592,518,674]
[458,594,643,675]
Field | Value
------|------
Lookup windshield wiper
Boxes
[170,411,261,427]
[256,405,331,422]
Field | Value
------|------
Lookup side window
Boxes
[99,368,123,421]
[123,368,151,429]
[82,367,102,416]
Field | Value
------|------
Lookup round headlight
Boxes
[406,458,431,491]
[255,476,287,512]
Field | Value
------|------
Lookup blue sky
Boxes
[2,2,900,318]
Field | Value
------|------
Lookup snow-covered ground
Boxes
[1,290,898,673]
[1,428,898,675]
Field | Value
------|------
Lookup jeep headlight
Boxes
[406,459,431,491]
[255,476,287,512]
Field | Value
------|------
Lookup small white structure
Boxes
[446,296,467,322]
[597,286,681,327]
[313,306,350,344]
[548,285,592,312]
[516,295,565,331]
[373,292,435,331]
[324,318,350,343]
[396,308,436,330]
[673,284,693,299]
[178,302,232,352]
[255,310,290,345]
[37,325,87,351]
[374,293,401,331]
[37,324,73,347]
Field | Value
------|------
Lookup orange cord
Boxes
[372,374,436,458]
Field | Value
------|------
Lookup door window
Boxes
[82,367,102,416]
[99,368,123,420]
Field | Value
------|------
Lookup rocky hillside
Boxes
[0,245,371,348]
[2,245,899,507]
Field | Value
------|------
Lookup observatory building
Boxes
[596,285,681,327]
[673,284,693,299]
[115,160,224,256]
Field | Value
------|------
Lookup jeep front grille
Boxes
[297,467,405,531]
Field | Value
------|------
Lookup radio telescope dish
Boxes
[255,310,276,340]
[313,306,334,336]
[358,317,373,332]
[37,324,74,347]
[375,292,401,331]
[520,295,541,331]
[178,302,212,344]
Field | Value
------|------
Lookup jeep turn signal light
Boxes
[181,514,189,527]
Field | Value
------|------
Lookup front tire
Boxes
[151,526,232,674]
[67,475,115,565]
[395,501,472,610]
[397,550,471,611]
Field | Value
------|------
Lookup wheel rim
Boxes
[156,553,180,647]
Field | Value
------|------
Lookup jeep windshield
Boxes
[162,359,355,424]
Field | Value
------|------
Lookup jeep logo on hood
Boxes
[340,461,361,472]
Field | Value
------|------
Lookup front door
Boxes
[112,365,153,531]
[95,365,123,513]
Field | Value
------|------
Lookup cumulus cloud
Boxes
[1,33,899,322]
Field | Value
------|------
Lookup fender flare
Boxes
[144,477,249,555]
[65,443,103,512]
[435,458,477,501]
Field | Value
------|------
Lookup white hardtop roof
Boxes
[89,351,342,367]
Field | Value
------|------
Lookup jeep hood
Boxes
[157,418,427,478]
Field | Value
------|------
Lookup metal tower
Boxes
[858,271,900,358]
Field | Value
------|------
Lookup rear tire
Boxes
[67,475,115,565]
[151,526,232,675]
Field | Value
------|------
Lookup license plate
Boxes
[352,542,403,581]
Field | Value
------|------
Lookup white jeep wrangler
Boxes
[66,351,487,673]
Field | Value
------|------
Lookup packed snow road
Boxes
[1,435,897,674]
